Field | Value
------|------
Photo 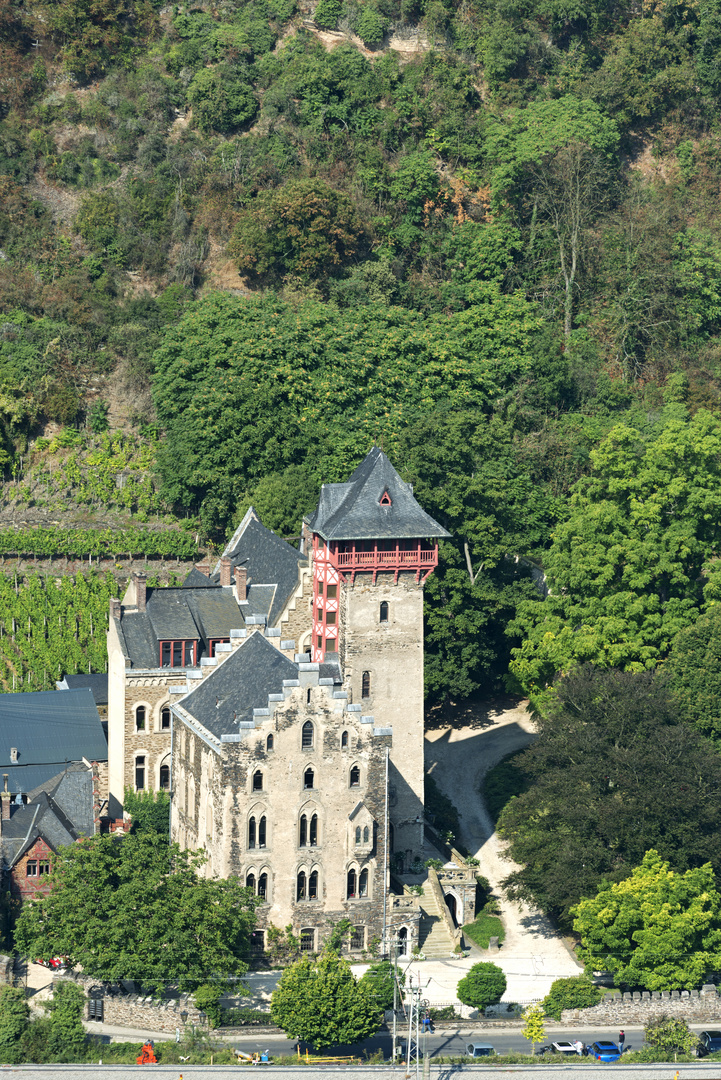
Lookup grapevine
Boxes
[0,526,201,560]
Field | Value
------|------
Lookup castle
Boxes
[107,448,450,953]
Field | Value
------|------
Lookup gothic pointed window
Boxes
[309,870,318,900]
[347,868,357,899]
[355,826,361,843]
[258,872,267,899]
[266,733,274,751]
[341,730,348,748]
[248,816,256,849]
[258,815,267,848]
[363,826,369,843]
[362,671,371,699]
[246,873,255,892]
[359,868,369,897]
[297,871,307,901]
[302,721,314,749]
[380,490,392,506]
[299,814,307,847]
[310,814,318,846]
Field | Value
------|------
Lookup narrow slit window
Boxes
[297,871,306,901]
[309,814,318,846]
[359,868,368,897]
[258,815,267,848]
[135,756,145,790]
[361,671,370,699]
[258,872,267,899]
[159,764,170,790]
[161,706,171,730]
[248,816,256,849]
[355,826,361,844]
[341,730,348,748]
[347,868,357,899]
[304,768,314,790]
[306,687,312,704]
[309,870,318,900]
[266,733,274,751]
[299,814,307,846]
[380,601,388,623]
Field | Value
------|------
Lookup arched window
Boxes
[159,764,170,790]
[347,868,357,899]
[361,672,371,699]
[135,706,146,731]
[297,871,306,901]
[359,868,369,897]
[363,825,369,843]
[299,814,307,846]
[309,870,318,900]
[380,601,389,623]
[306,687,312,704]
[206,803,213,840]
[161,706,171,730]
[355,826,361,843]
[252,769,263,792]
[304,768,314,790]
[309,814,318,846]
[398,926,408,956]
[266,733,274,751]
[341,730,348,748]
[258,872,268,899]
[302,721,314,749]
[258,815,267,848]
[246,872,255,892]
[135,755,145,790]
[248,817,256,849]
[350,765,360,787]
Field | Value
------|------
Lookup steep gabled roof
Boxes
[309,447,451,542]
[56,673,108,707]
[177,632,298,740]
[1,763,96,867]
[214,508,306,625]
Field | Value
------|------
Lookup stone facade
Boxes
[562,989,721,1025]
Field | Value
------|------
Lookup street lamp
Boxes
[180,1010,188,1025]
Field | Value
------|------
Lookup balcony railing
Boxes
[334,546,436,568]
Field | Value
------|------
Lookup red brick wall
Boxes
[10,838,54,901]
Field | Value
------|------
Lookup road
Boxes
[424,699,581,999]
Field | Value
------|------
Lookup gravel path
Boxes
[424,699,581,1001]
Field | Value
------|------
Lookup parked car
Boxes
[466,1043,496,1058]
[588,1041,621,1062]
[697,1031,721,1057]
[539,1041,581,1056]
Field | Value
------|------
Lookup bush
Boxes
[457,962,507,1010]
[313,0,341,27]
[194,984,223,1028]
[48,982,86,1060]
[462,912,505,950]
[0,986,29,1064]
[645,1016,698,1055]
[356,6,386,45]
[542,976,602,1020]
[187,67,258,134]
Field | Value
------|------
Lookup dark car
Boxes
[698,1031,721,1057]
[588,1041,621,1062]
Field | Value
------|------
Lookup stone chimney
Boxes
[1,775,11,825]
[234,564,247,602]
[109,597,121,620]
[133,571,147,613]
[220,557,231,588]
[196,561,210,578]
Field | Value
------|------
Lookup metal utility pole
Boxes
[404,972,429,1080]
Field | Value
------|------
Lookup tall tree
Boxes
[15,832,257,993]
[271,952,381,1049]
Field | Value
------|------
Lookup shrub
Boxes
[356,6,386,45]
[542,976,602,1020]
[313,0,341,27]
[187,67,258,134]
[48,981,86,1060]
[0,986,29,1064]
[457,962,507,1010]
[194,984,223,1028]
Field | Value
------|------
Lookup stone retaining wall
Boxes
[562,988,721,1026]
[0,955,13,984]
[54,973,208,1035]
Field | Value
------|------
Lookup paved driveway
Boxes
[424,698,581,1001]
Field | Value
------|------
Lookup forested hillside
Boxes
[4,0,721,700]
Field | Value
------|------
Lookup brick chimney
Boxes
[109,597,121,620]
[220,557,231,588]
[234,564,247,602]
[196,561,210,578]
[133,571,147,612]
[1,775,11,826]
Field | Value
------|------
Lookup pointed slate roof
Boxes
[177,632,298,740]
[309,447,451,542]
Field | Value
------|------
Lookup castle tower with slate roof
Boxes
[107,448,449,955]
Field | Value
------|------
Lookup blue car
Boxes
[698,1031,721,1057]
[588,1041,622,1062]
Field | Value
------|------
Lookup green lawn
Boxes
[462,913,506,949]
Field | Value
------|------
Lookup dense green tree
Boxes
[542,977,602,1020]
[574,851,721,991]
[123,787,171,835]
[644,1016,698,1055]
[509,408,721,699]
[358,960,403,1012]
[666,605,721,739]
[15,832,257,993]
[48,982,86,1061]
[271,953,381,1048]
[498,666,721,928]
[187,66,258,134]
[0,986,29,1064]
[456,962,507,1010]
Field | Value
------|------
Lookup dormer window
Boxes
[208,638,230,658]
[380,490,392,506]
[160,640,196,668]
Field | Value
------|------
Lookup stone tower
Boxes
[308,447,450,865]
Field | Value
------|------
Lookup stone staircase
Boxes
[418,885,455,958]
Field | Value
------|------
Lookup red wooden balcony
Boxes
[327,541,438,583]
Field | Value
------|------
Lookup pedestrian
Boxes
[619,1030,625,1053]
[575,1039,583,1056]
[422,1012,432,1033]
